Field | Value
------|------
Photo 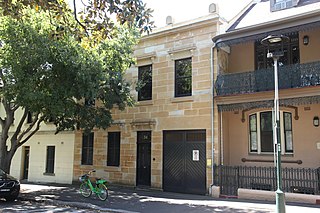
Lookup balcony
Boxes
[215,61,320,96]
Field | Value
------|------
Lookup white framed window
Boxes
[271,0,298,12]
[249,110,293,154]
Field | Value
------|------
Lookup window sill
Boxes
[43,173,55,176]
[242,156,301,164]
[105,166,121,172]
[248,152,294,156]
[170,96,194,103]
[80,164,94,167]
[137,100,153,106]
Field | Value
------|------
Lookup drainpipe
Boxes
[210,42,216,191]
[220,111,223,165]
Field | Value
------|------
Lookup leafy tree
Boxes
[0,1,152,173]
[0,0,154,42]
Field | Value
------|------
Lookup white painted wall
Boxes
[10,131,75,184]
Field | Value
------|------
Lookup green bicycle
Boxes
[79,170,108,201]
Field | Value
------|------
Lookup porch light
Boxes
[261,34,289,213]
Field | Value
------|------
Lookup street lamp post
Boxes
[261,35,289,213]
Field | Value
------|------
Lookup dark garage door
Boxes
[163,130,206,195]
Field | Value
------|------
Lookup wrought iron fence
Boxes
[213,165,320,196]
[216,61,320,96]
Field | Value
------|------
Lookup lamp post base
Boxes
[276,189,286,213]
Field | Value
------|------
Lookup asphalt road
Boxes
[16,183,320,213]
[1,197,320,213]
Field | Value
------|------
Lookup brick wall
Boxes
[74,16,221,190]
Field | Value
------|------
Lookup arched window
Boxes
[249,111,293,154]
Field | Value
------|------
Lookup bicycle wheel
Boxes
[96,184,108,201]
[80,182,92,198]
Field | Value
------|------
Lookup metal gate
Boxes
[163,130,206,195]
[219,166,238,196]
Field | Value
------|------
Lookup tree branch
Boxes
[19,116,44,146]
[2,99,14,126]
[73,0,88,36]
[10,108,28,146]
[16,113,41,144]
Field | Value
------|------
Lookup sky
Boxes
[142,0,252,28]
[70,0,253,28]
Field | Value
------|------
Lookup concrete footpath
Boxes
[19,183,320,213]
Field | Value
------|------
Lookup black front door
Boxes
[22,146,30,180]
[137,131,151,186]
[163,130,206,195]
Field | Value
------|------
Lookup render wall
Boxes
[228,43,255,73]
[221,103,320,168]
[10,131,75,184]
[299,29,320,63]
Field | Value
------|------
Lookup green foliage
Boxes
[0,1,152,172]
[0,8,137,134]
[0,0,154,42]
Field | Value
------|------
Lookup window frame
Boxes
[248,110,293,154]
[174,57,192,97]
[107,132,121,167]
[81,132,94,165]
[138,64,152,101]
[270,0,296,12]
[259,111,274,153]
[283,112,293,153]
[249,114,258,152]
[45,146,55,174]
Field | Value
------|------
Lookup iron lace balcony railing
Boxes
[215,61,320,96]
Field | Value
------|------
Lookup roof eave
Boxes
[213,9,320,45]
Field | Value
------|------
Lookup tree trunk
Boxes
[0,146,13,174]
[0,133,15,174]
